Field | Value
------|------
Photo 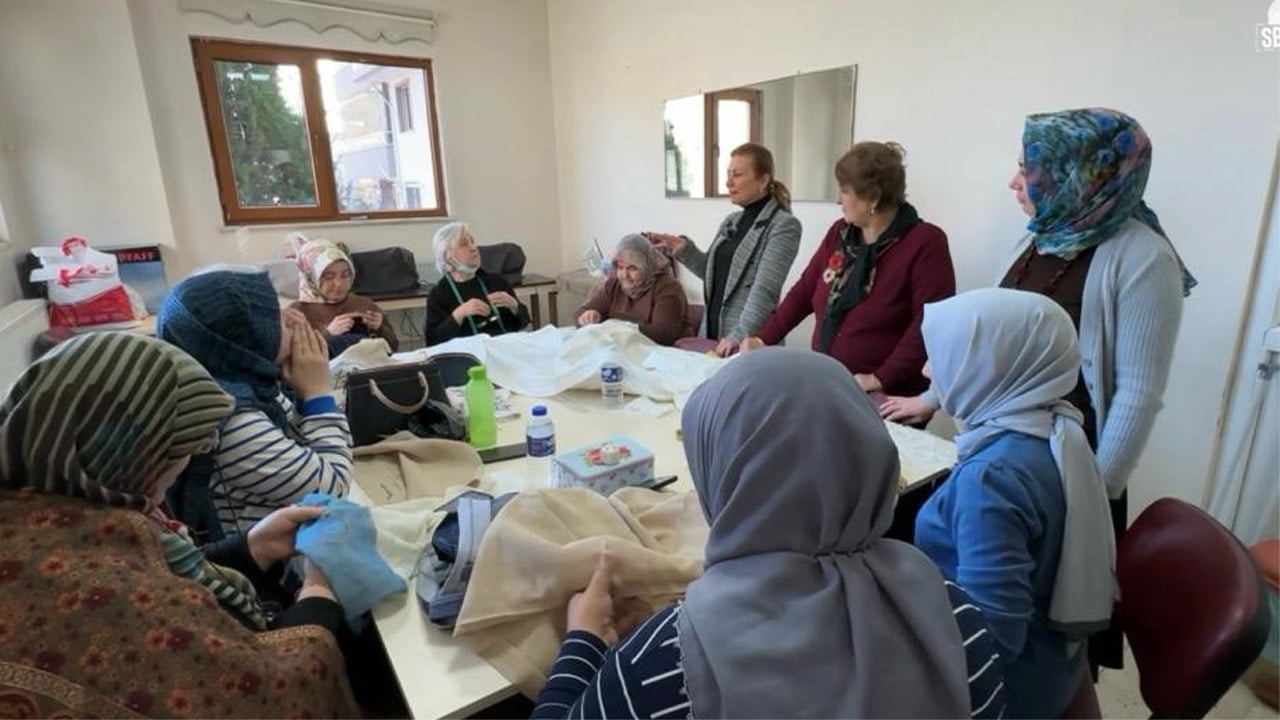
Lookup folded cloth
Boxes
[297,492,408,628]
[451,486,708,698]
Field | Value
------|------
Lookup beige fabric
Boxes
[452,487,708,698]
[353,434,489,578]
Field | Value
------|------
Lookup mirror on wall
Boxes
[664,65,856,204]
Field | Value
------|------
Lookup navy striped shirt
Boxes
[212,394,352,534]
[532,582,1006,719]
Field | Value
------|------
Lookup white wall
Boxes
[0,0,176,301]
[547,0,1279,514]
[0,0,563,287]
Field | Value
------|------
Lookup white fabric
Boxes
[400,322,725,408]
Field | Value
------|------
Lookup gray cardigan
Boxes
[926,218,1184,497]
[675,198,802,343]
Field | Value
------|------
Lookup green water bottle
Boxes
[465,365,497,448]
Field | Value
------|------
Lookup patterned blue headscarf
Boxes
[1022,108,1196,295]
[157,270,289,430]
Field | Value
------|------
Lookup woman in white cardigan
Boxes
[881,107,1195,672]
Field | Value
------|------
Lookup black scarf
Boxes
[819,202,921,353]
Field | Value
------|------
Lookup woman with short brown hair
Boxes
[743,141,956,398]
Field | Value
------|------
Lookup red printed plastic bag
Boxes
[29,236,135,328]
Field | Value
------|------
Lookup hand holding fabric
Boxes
[567,553,638,646]
[247,505,326,570]
[879,394,935,424]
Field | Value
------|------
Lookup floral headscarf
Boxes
[292,236,354,303]
[1022,108,1196,295]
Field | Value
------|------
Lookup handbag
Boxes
[415,490,517,629]
[345,361,443,446]
[478,243,527,285]
[350,247,421,295]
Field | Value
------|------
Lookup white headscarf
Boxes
[922,287,1116,638]
[432,222,479,279]
[678,348,971,718]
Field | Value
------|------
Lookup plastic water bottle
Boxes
[465,365,497,448]
[601,360,624,409]
[525,405,556,484]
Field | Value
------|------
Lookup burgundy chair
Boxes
[1115,498,1272,718]
[674,305,717,352]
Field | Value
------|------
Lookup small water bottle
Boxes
[600,360,624,409]
[525,405,556,484]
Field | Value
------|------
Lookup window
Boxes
[395,81,413,132]
[192,38,447,224]
[704,89,761,198]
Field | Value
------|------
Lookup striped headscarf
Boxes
[0,332,231,511]
[0,332,267,629]
[1022,108,1197,295]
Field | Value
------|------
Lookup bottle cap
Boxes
[467,365,487,380]
[531,405,547,417]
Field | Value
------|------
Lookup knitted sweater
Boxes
[923,218,1183,496]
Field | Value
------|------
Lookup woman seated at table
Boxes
[0,332,358,719]
[425,222,530,345]
[740,142,955,398]
[575,234,689,345]
[285,233,399,356]
[531,349,1006,719]
[646,143,802,355]
[158,270,352,536]
[913,288,1116,718]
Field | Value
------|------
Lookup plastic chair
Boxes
[1116,498,1272,718]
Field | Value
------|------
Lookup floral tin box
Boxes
[554,435,654,495]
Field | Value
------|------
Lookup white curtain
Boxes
[1205,142,1280,545]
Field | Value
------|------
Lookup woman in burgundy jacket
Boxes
[744,142,955,398]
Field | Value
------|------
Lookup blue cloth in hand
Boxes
[296,493,407,629]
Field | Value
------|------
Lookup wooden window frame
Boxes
[192,37,448,225]
[703,88,762,198]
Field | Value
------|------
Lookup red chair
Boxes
[1116,498,1272,718]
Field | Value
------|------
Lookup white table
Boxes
[350,389,957,718]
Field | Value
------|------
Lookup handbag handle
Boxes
[368,372,430,414]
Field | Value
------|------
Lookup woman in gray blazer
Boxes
[648,143,802,356]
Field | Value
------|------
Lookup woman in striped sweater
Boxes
[158,270,353,537]
[532,349,1006,719]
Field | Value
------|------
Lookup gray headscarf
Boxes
[678,348,970,719]
[922,287,1116,638]
[613,233,673,300]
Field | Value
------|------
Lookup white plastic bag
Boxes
[29,237,135,328]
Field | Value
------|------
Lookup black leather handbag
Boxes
[478,243,527,285]
[346,361,445,446]
[350,247,421,295]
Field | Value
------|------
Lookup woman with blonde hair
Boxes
[647,142,801,355]
[424,222,530,345]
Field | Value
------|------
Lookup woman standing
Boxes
[647,143,801,355]
[880,107,1192,672]
[424,222,530,345]
[285,235,398,356]
[742,142,955,397]
[575,234,688,345]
